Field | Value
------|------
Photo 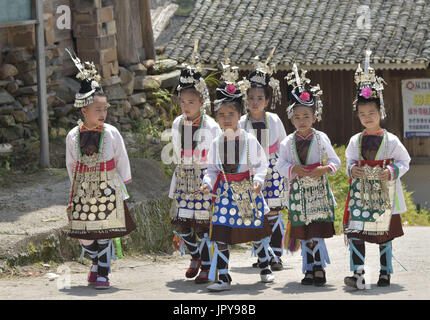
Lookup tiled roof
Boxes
[165,0,430,70]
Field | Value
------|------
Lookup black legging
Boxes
[175,225,210,267]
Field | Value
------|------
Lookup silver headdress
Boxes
[353,50,387,119]
[214,48,249,112]
[248,48,281,110]
[66,48,105,109]
[284,63,323,121]
[177,40,211,114]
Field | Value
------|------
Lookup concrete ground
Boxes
[0,226,428,300]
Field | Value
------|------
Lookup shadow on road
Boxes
[59,285,131,297]
[212,282,273,296]
[165,279,274,296]
[230,265,294,275]
[342,283,406,295]
[273,281,337,294]
[165,279,208,294]
[229,266,262,275]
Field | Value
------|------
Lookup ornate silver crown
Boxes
[353,50,387,119]
[284,63,323,121]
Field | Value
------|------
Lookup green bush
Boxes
[121,198,174,254]
[326,145,350,234]
[400,188,430,227]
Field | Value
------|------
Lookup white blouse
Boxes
[168,114,222,199]
[238,111,287,153]
[345,131,411,214]
[66,123,132,200]
[277,130,341,181]
[202,129,270,214]
[277,130,341,207]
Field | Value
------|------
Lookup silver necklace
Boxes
[290,128,331,224]
[357,129,391,211]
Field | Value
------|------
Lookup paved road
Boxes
[0,226,428,300]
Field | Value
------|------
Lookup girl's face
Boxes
[291,105,316,134]
[357,102,382,131]
[81,95,108,127]
[216,103,241,132]
[248,87,269,116]
[180,89,203,121]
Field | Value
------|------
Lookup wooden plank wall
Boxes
[272,68,430,158]
[112,0,145,65]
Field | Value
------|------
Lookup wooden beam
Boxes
[139,0,155,60]
[113,0,140,65]
[0,20,37,29]
[35,0,50,167]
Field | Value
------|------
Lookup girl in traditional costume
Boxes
[65,50,136,289]
[277,64,340,286]
[169,41,222,283]
[200,50,276,292]
[238,51,287,270]
[343,51,410,288]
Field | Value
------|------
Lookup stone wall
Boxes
[0,0,181,163]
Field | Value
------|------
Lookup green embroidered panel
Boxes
[289,176,335,227]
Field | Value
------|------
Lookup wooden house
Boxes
[165,0,430,158]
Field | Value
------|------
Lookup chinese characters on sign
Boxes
[402,79,430,138]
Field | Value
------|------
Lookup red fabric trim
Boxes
[296,132,314,141]
[268,141,279,154]
[180,149,208,161]
[184,115,202,127]
[79,125,103,132]
[363,129,384,136]
[211,175,221,204]
[211,170,252,204]
[354,159,392,167]
[76,158,116,173]
[304,162,323,170]
[287,162,322,189]
[219,170,251,182]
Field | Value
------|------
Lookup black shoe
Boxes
[377,273,391,287]
[313,266,326,287]
[252,260,260,268]
[270,257,283,271]
[301,271,314,285]
[344,271,365,289]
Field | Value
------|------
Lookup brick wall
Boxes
[0,0,181,160]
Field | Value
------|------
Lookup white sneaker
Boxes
[260,272,275,283]
[207,280,231,292]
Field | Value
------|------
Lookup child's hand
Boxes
[351,166,364,179]
[200,184,211,195]
[308,165,330,179]
[379,169,391,182]
[253,181,262,194]
[292,165,309,178]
